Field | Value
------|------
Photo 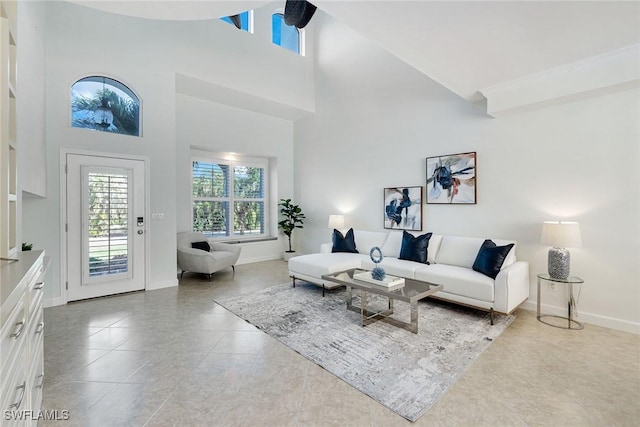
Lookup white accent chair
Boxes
[177,232,241,280]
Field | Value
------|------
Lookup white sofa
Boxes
[288,230,529,323]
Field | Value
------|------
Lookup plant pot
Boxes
[284,251,296,261]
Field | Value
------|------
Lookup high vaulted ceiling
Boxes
[69,1,640,108]
[68,1,269,21]
[313,1,640,103]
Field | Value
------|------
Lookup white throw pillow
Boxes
[435,236,486,268]
[353,230,388,255]
[381,231,403,258]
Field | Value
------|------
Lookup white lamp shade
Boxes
[541,221,582,248]
[328,215,345,229]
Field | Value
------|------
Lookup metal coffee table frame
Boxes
[322,268,443,334]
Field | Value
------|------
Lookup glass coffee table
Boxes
[322,268,443,334]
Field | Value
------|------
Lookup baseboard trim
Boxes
[147,278,178,290]
[520,300,640,335]
[42,280,178,307]
[43,296,66,308]
[237,254,282,265]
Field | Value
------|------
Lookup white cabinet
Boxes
[0,0,18,258]
[1,250,45,426]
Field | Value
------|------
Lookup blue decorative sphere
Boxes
[371,266,386,281]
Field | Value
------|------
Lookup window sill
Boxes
[218,236,278,244]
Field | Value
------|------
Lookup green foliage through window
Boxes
[192,159,266,238]
[87,172,129,276]
[71,76,141,136]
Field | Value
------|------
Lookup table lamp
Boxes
[541,221,582,280]
[328,215,344,230]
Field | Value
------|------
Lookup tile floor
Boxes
[41,260,639,426]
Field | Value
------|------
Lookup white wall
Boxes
[22,1,312,303]
[294,14,640,332]
[175,94,295,262]
[17,0,46,272]
[17,0,46,197]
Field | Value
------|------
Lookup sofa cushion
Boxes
[191,241,211,252]
[399,231,432,263]
[353,230,389,255]
[361,257,425,279]
[415,264,494,303]
[332,228,358,253]
[289,253,365,278]
[435,236,486,268]
[472,240,515,279]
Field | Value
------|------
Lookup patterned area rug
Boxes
[215,282,514,422]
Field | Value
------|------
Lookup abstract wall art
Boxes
[384,187,423,230]
[426,152,476,204]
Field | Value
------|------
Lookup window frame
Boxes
[220,10,254,33]
[271,11,305,56]
[191,153,270,241]
[70,75,142,137]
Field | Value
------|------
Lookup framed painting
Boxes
[426,152,476,204]
[384,187,423,230]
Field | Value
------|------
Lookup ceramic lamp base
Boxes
[548,247,570,280]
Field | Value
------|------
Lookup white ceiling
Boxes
[68,1,270,21]
[69,1,640,103]
[313,1,640,102]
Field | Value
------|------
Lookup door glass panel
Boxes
[83,168,132,284]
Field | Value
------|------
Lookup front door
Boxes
[66,153,146,301]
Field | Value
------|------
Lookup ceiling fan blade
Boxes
[284,0,317,28]
[295,2,316,28]
[229,14,242,29]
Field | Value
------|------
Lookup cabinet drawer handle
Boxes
[34,282,44,290]
[36,373,45,389]
[36,321,45,335]
[9,381,26,410]
[10,319,25,339]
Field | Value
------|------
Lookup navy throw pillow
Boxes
[399,231,432,264]
[191,241,211,252]
[332,228,358,253]
[472,239,514,279]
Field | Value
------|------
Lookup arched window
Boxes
[272,13,300,55]
[71,76,141,137]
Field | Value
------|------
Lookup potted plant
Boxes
[278,198,305,261]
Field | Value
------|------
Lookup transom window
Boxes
[191,155,268,239]
[71,76,141,137]
[272,13,301,55]
[221,10,252,32]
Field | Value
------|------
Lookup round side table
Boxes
[536,273,584,330]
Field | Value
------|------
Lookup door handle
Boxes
[137,230,144,235]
